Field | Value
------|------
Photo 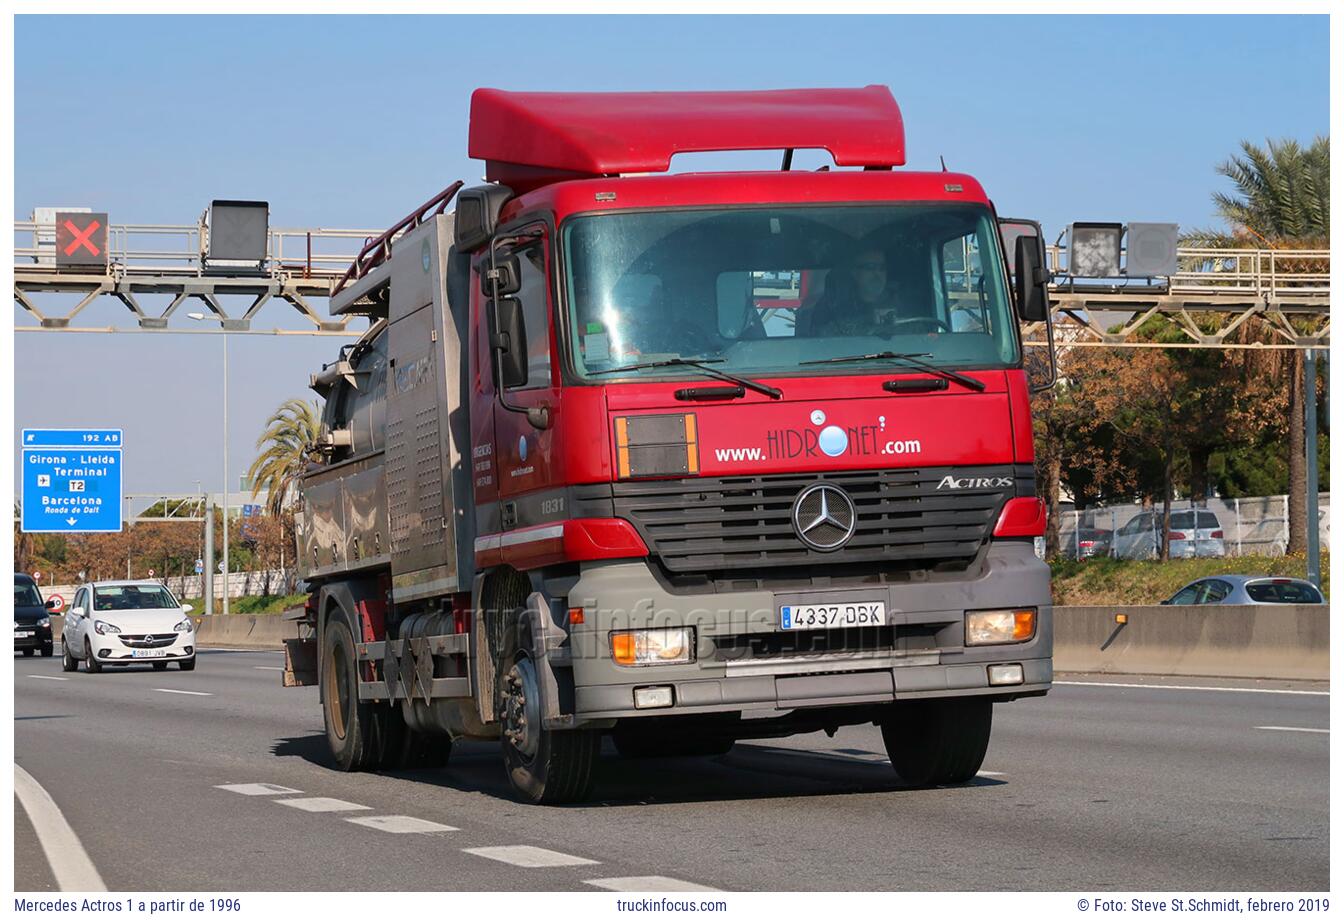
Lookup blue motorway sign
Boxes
[21,429,123,533]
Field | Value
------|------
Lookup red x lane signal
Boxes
[63,218,101,256]
[55,211,109,269]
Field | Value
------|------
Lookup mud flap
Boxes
[520,591,575,730]
[283,637,318,687]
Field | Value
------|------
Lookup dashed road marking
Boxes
[346,815,459,834]
[28,675,69,681]
[153,688,212,696]
[278,797,372,813]
[14,763,107,892]
[1257,725,1328,734]
[253,666,285,672]
[1056,680,1328,696]
[464,845,599,868]
[586,876,721,892]
[977,770,1006,777]
[216,783,303,796]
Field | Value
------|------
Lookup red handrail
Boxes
[331,180,464,296]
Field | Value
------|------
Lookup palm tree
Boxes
[247,398,321,517]
[1186,136,1329,554]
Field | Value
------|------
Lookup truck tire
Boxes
[321,615,379,772]
[612,728,735,759]
[880,698,992,787]
[497,619,598,804]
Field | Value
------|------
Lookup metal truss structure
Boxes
[15,217,1331,350]
[1023,246,1329,350]
[14,217,383,336]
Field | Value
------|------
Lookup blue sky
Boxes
[13,14,1330,498]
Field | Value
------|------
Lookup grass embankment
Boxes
[184,594,306,617]
[1049,554,1329,606]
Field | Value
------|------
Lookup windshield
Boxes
[563,204,1019,381]
[15,579,42,607]
[93,585,178,611]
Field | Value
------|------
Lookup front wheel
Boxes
[61,642,78,673]
[22,648,35,657]
[178,657,196,672]
[880,698,993,786]
[84,639,102,674]
[153,661,169,671]
[498,625,598,804]
[41,644,53,658]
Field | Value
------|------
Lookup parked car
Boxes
[1058,526,1113,559]
[14,573,55,657]
[1162,575,1325,605]
[1113,509,1226,560]
[62,580,196,673]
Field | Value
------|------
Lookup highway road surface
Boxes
[13,649,1328,892]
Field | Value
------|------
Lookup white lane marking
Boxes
[346,815,459,834]
[463,845,599,868]
[253,666,285,671]
[14,763,107,892]
[28,675,69,681]
[278,797,371,813]
[1056,680,1328,697]
[586,877,721,892]
[1257,725,1329,734]
[215,783,303,796]
[199,647,286,653]
[977,770,1006,777]
[153,688,212,696]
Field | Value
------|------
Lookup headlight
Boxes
[610,627,695,666]
[966,609,1036,645]
[38,617,50,628]
[94,620,121,635]
[174,618,194,633]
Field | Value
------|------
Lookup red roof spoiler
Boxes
[468,86,905,191]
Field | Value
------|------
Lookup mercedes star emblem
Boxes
[791,482,858,552]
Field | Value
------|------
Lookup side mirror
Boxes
[1159,599,1171,605]
[480,256,520,297]
[181,603,193,613]
[491,296,529,390]
[45,598,58,610]
[70,607,85,618]
[1014,236,1049,322]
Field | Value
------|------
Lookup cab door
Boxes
[491,228,559,523]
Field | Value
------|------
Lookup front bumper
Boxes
[14,625,53,650]
[88,630,196,662]
[559,541,1052,722]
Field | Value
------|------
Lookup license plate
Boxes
[781,602,888,630]
[15,630,33,639]
[132,649,168,658]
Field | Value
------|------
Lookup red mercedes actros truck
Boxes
[285,85,1056,804]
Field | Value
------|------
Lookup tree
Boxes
[1188,136,1329,554]
[246,398,320,517]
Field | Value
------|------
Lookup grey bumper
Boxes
[558,541,1052,722]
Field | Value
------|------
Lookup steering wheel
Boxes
[882,316,951,335]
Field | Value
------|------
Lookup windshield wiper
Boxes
[589,357,783,399]
[800,351,986,392]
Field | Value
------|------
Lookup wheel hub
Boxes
[502,656,541,759]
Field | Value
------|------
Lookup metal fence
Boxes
[1056,494,1330,560]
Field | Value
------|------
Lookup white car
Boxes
[62,580,197,673]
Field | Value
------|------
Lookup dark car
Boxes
[14,573,56,657]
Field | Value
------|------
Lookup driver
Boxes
[808,246,906,337]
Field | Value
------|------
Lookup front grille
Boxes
[608,466,1022,579]
[118,633,177,649]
